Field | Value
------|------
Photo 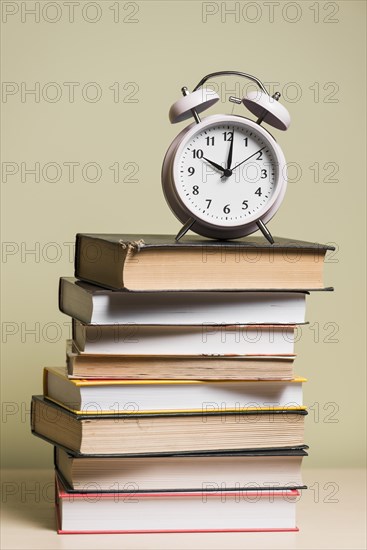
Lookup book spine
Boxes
[43,368,48,396]
[74,234,82,279]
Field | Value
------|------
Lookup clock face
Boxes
[173,118,283,227]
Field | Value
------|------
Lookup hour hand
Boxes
[202,157,225,173]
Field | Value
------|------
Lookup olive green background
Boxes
[1,0,366,468]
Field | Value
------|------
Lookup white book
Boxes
[55,447,305,492]
[44,366,305,414]
[73,321,297,356]
[56,474,300,533]
[60,277,307,325]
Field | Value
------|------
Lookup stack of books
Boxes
[31,233,333,534]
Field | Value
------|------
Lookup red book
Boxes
[55,473,300,534]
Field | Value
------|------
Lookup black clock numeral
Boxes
[256,151,263,160]
[242,200,249,210]
[222,132,233,142]
[192,149,203,159]
[244,137,248,147]
[205,199,212,209]
[188,167,195,176]
[261,169,267,179]
[223,204,230,214]
[192,185,199,195]
[255,187,262,196]
[205,136,215,146]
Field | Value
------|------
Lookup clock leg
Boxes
[181,87,201,124]
[257,220,274,244]
[256,92,282,126]
[175,218,196,242]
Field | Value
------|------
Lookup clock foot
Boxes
[257,220,274,244]
[175,218,195,242]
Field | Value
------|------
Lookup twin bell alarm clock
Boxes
[161,71,291,243]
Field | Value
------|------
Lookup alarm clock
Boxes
[161,70,291,243]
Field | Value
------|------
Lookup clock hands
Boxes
[220,137,265,180]
[226,132,234,170]
[230,146,266,173]
[218,131,235,180]
[203,132,235,178]
[202,157,226,174]
[203,141,265,181]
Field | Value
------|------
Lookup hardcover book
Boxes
[55,473,301,533]
[66,341,296,380]
[59,277,308,325]
[72,321,299,355]
[74,233,334,291]
[43,366,305,415]
[55,446,307,492]
[31,396,307,456]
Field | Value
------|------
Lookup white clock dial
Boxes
[173,119,281,227]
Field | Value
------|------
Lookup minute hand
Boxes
[231,147,266,172]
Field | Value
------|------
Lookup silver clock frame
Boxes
[162,114,287,240]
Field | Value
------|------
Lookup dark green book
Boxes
[74,233,334,291]
[54,446,308,493]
